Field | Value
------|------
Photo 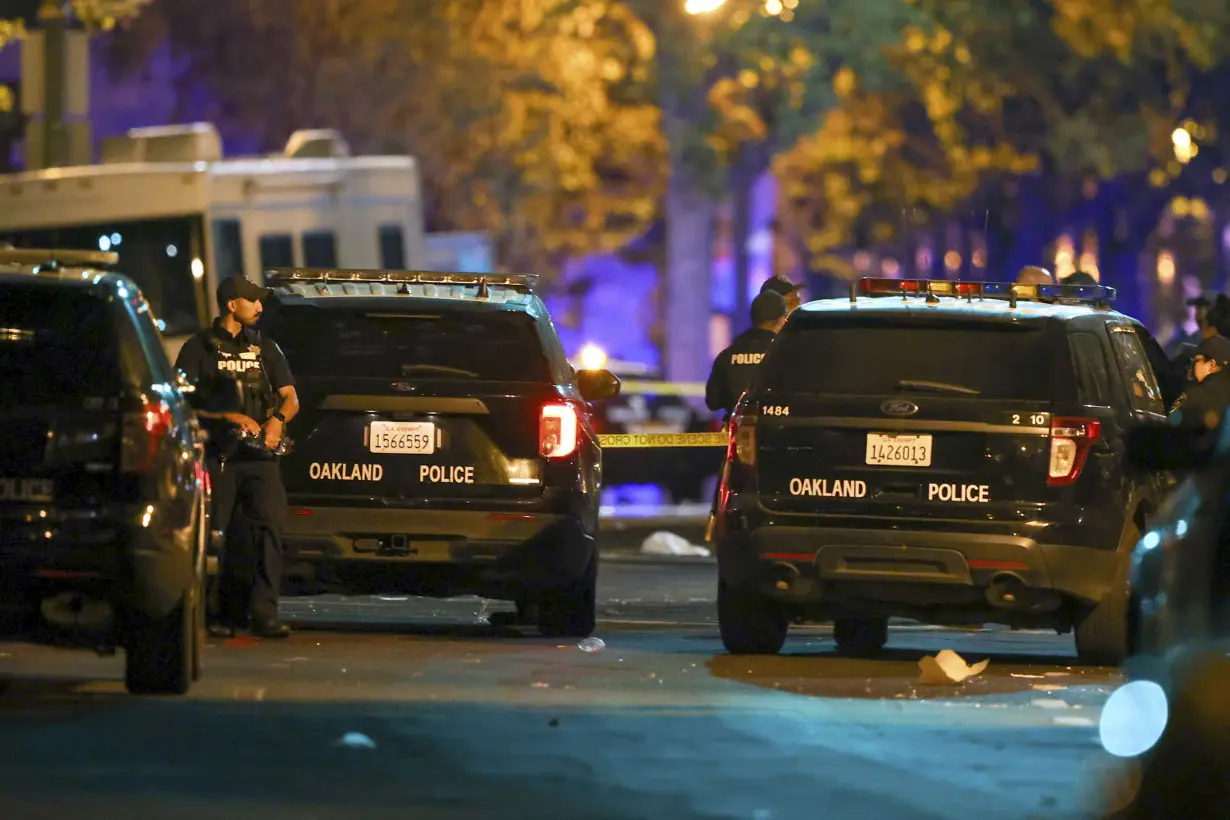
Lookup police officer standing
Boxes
[176,276,299,639]
[706,289,788,420]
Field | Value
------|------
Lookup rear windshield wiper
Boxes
[894,379,981,396]
[399,364,479,377]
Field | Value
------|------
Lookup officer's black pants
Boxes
[207,455,287,626]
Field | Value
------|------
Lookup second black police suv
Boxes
[713,277,1176,665]
[0,249,209,695]
[175,275,299,639]
[259,268,620,637]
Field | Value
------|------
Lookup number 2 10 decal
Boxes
[762,405,790,416]
[1011,413,1048,425]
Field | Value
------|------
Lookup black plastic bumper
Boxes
[718,524,1120,605]
[0,507,198,640]
[283,506,596,590]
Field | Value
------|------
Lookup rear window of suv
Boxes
[0,285,120,402]
[273,306,553,382]
[761,315,1059,400]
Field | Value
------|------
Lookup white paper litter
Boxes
[917,649,989,684]
[641,531,711,557]
[335,732,376,749]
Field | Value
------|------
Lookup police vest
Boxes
[197,327,279,427]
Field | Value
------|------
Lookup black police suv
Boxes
[0,249,210,694]
[713,277,1177,665]
[260,269,621,637]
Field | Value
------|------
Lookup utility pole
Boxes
[21,0,91,169]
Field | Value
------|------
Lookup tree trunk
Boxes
[659,47,715,383]
[728,140,768,337]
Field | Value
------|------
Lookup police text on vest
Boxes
[309,462,384,481]
[420,465,475,484]
[927,483,990,503]
[788,478,866,498]
[731,352,764,365]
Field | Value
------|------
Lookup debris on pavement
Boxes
[640,531,711,557]
[577,637,605,652]
[548,718,560,727]
[917,649,990,685]
[1030,698,1070,709]
[335,732,376,749]
[1010,673,1047,679]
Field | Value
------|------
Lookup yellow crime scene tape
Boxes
[598,431,728,448]
[617,380,706,397]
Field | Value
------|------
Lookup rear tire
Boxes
[538,558,597,638]
[833,617,889,657]
[125,592,195,696]
[718,579,788,655]
[1075,526,1136,666]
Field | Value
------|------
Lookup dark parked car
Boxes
[714,277,1176,664]
[0,248,210,694]
[261,268,620,637]
[1123,420,1230,674]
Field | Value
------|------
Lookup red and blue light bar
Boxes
[855,278,1116,303]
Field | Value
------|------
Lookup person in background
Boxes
[705,290,788,422]
[1015,266,1054,286]
[1060,270,1099,286]
[759,276,805,315]
[1169,334,1230,430]
[704,290,788,542]
[1173,294,1229,378]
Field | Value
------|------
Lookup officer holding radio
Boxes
[175,275,299,639]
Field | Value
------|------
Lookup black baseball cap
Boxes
[759,276,804,298]
[216,275,273,312]
[750,290,787,325]
[1187,294,1213,308]
[1195,334,1230,367]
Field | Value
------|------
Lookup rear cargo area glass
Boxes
[275,307,551,382]
[0,286,118,402]
[763,319,1054,400]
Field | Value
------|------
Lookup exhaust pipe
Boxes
[985,573,1061,613]
[40,592,114,631]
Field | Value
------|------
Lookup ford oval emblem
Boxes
[881,400,918,417]
[391,382,415,393]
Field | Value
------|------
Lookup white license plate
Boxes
[865,433,932,467]
[369,421,436,454]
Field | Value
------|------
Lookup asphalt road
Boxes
[0,557,1134,820]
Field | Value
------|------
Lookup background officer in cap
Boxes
[1170,334,1230,430]
[175,276,299,639]
[706,289,788,421]
[758,275,804,315]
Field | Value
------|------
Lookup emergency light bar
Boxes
[264,267,539,294]
[855,277,1116,304]
[0,248,120,268]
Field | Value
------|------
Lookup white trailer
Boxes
[0,123,427,361]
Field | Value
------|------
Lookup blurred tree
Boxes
[107,0,666,278]
[890,0,1230,316]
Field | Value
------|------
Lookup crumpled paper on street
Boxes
[917,649,989,685]
[641,531,711,557]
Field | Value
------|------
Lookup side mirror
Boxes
[1125,422,1217,471]
[576,369,621,402]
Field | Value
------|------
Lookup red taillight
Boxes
[1047,416,1101,486]
[121,398,172,474]
[540,402,578,459]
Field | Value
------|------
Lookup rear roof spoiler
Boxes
[0,248,120,269]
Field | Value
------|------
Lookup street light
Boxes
[684,0,727,14]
